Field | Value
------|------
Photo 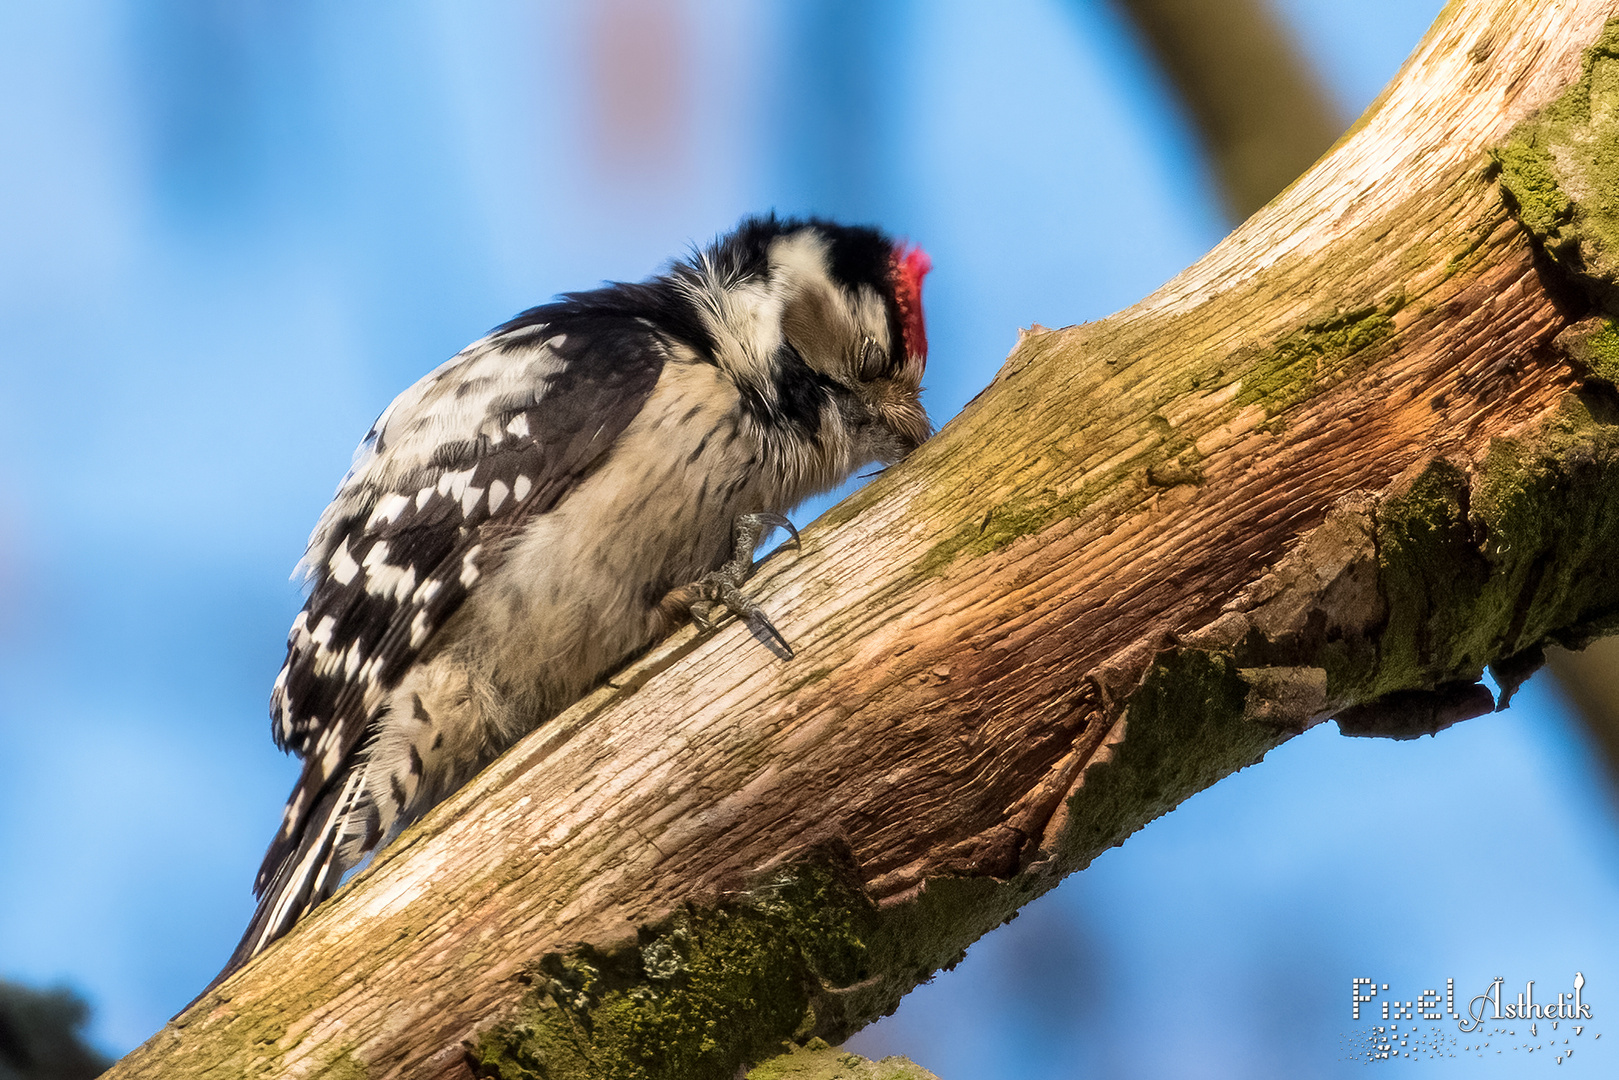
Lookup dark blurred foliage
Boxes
[0,982,108,1080]
[1106,0,1344,220]
[1549,638,1619,806]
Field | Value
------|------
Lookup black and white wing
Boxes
[255,308,666,898]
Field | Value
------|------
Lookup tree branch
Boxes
[110,2,1619,1077]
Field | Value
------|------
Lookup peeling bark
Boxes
[107,3,1619,1079]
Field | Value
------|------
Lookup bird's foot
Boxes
[689,513,800,657]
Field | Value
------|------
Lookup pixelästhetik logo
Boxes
[1343,973,1602,1063]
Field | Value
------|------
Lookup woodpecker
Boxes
[224,215,932,976]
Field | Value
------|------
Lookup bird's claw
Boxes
[691,576,794,657]
[753,512,801,552]
[686,512,800,658]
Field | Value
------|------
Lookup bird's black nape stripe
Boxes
[731,339,837,441]
[813,222,894,294]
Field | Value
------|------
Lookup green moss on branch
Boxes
[1495,19,1619,308]
[1233,299,1403,417]
[916,299,1401,578]
[471,860,875,1080]
[745,1039,938,1080]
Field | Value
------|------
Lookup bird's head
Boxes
[731,216,933,455]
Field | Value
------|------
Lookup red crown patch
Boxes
[891,243,932,362]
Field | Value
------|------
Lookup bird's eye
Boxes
[857,336,888,381]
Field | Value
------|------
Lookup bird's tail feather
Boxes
[213,767,374,985]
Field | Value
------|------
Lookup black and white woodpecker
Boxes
[223,215,932,976]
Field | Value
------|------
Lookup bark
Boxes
[108,2,1619,1078]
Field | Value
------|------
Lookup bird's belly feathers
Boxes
[369,360,777,823]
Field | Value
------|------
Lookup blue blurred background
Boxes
[2,1,1615,1075]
